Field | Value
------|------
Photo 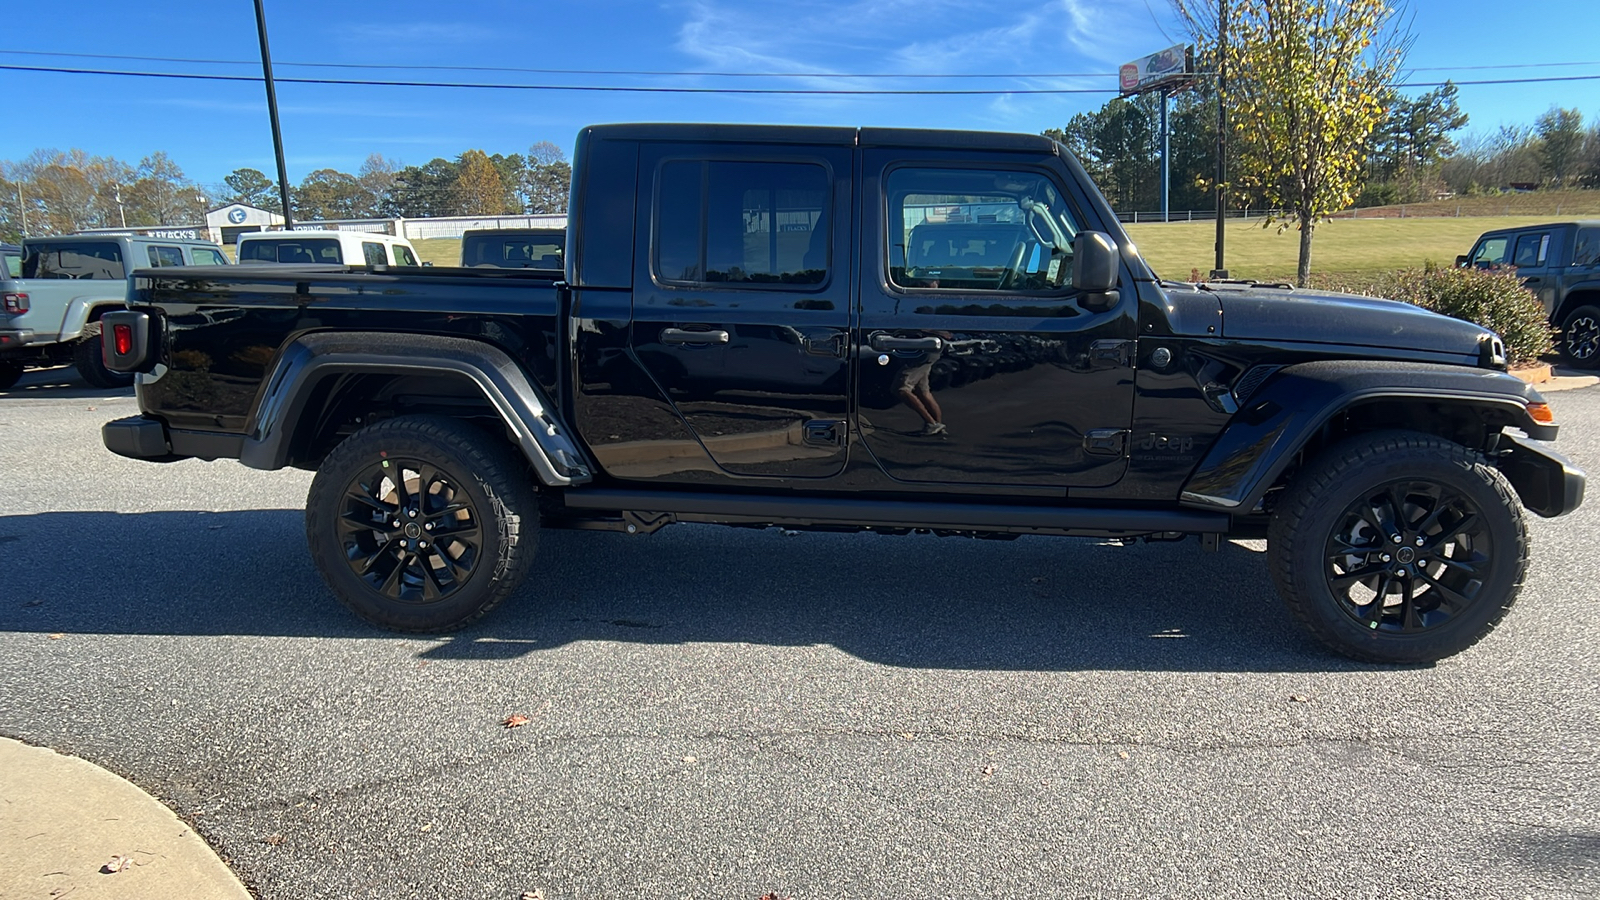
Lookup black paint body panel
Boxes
[114,124,1584,531]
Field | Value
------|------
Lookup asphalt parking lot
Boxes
[1,366,1596,900]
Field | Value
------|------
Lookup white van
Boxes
[236,230,422,267]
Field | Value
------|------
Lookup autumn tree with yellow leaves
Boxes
[1222,0,1409,285]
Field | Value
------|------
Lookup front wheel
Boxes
[305,415,539,632]
[1559,304,1600,369]
[0,362,22,390]
[1267,431,1528,664]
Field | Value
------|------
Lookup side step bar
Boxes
[560,488,1231,537]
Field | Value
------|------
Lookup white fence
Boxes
[286,214,568,241]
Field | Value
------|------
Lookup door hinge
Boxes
[1083,428,1129,457]
[1089,339,1136,367]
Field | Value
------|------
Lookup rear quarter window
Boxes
[190,247,229,266]
[394,245,419,266]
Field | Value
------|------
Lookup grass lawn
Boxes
[413,238,462,267]
[1126,215,1564,282]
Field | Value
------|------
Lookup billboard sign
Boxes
[1119,44,1193,95]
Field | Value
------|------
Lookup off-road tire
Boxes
[0,362,22,390]
[305,415,539,632]
[1267,430,1527,664]
[1558,304,1600,369]
[74,322,134,389]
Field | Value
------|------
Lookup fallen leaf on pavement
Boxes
[503,714,530,728]
[101,855,134,873]
[682,755,697,763]
[520,890,546,900]
[979,764,995,777]
[897,731,914,740]
[48,633,64,640]
[263,833,285,846]
[1117,751,1130,760]
[1289,694,1312,703]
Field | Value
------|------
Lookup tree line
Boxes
[1050,81,1600,216]
[0,142,573,242]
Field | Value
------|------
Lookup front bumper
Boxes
[1500,433,1586,518]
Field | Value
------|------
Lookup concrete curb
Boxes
[0,738,251,900]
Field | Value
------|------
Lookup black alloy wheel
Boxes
[1560,304,1600,369]
[306,415,538,632]
[336,458,482,604]
[1323,480,1493,635]
[1268,431,1527,664]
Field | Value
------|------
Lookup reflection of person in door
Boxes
[895,343,945,435]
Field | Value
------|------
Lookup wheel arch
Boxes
[240,331,592,487]
[1553,285,1600,327]
[1180,360,1559,516]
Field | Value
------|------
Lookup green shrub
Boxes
[1376,264,1553,366]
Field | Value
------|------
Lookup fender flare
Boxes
[240,331,592,487]
[1179,360,1556,514]
[60,295,127,342]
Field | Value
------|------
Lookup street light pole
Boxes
[253,0,294,229]
[1211,0,1229,279]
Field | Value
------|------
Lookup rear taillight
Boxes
[113,323,133,355]
[2,292,27,313]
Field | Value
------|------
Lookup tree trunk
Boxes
[1297,212,1315,287]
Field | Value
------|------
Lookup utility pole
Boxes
[1159,87,1171,223]
[253,0,294,229]
[1210,0,1229,279]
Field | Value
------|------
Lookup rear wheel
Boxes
[1267,431,1527,664]
[74,323,134,389]
[1559,304,1600,369]
[305,415,539,632]
[0,362,22,390]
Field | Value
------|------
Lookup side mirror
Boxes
[1072,231,1119,311]
[1455,255,1470,268]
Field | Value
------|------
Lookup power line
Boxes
[2,62,1598,96]
[0,64,1118,94]
[0,49,1114,79]
[3,47,1598,78]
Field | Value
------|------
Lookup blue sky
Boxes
[1,0,1596,187]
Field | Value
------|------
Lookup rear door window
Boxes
[361,242,387,266]
[21,242,126,279]
[147,245,185,267]
[1513,232,1550,268]
[654,160,830,286]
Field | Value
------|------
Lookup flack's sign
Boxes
[1119,44,1194,95]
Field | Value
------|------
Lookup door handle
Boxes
[870,334,943,352]
[661,327,730,345]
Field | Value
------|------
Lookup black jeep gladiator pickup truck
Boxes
[100,124,1584,663]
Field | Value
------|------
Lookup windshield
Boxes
[240,238,343,264]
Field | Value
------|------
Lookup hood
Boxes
[1212,285,1491,356]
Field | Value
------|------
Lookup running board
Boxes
[560,489,1231,537]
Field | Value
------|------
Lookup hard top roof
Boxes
[26,233,220,246]
[241,230,408,241]
[582,123,1059,154]
[1475,220,1600,236]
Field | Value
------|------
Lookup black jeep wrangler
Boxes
[100,124,1585,663]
